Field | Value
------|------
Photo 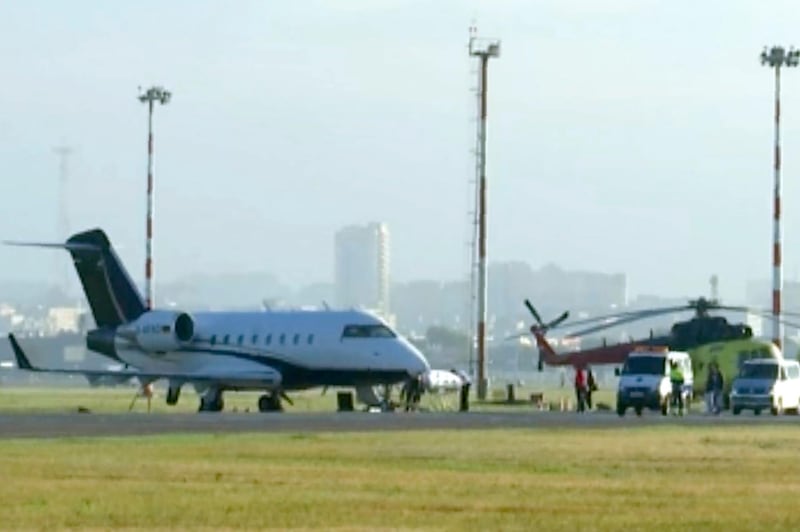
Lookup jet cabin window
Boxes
[342,324,396,339]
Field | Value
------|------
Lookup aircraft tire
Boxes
[198,395,225,413]
[257,393,282,412]
[258,394,275,412]
[617,404,626,417]
[754,409,762,416]
[166,386,181,406]
[198,399,210,412]
[634,405,643,416]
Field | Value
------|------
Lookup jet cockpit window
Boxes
[342,324,396,338]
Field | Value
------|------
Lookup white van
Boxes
[616,347,693,416]
[730,358,800,415]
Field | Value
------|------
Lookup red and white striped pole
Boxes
[761,47,798,349]
[145,98,154,310]
[772,63,783,350]
[138,86,171,310]
[469,36,500,400]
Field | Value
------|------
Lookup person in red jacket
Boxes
[574,366,588,412]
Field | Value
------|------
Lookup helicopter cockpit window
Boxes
[342,324,396,339]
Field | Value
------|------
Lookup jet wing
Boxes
[8,333,282,387]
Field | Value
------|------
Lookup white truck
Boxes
[615,346,693,416]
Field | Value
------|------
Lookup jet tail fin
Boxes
[5,229,146,327]
[8,333,37,371]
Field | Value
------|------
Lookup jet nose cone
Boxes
[401,339,430,376]
[412,348,431,376]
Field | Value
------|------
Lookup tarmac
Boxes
[0,409,797,438]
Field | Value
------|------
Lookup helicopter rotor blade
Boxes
[524,299,544,327]
[562,307,691,339]
[756,314,800,329]
[546,311,570,330]
[745,307,800,320]
[713,305,754,313]
[554,305,691,330]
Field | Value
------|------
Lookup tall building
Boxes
[334,222,390,319]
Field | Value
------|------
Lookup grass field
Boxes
[1,426,799,530]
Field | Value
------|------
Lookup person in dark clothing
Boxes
[586,366,597,410]
[401,378,419,412]
[705,363,724,415]
[453,369,472,412]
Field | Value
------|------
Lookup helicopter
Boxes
[518,297,800,406]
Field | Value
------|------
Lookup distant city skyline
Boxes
[3,2,800,302]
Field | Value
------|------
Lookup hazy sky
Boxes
[2,0,800,303]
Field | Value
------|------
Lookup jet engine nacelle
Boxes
[119,310,195,353]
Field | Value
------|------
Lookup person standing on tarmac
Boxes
[574,365,588,413]
[705,363,724,415]
[586,366,597,410]
[453,368,472,412]
[669,360,685,416]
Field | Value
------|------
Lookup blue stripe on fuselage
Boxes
[171,345,410,389]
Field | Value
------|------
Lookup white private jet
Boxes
[6,228,430,412]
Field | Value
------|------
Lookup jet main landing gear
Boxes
[198,389,225,412]
[258,392,283,412]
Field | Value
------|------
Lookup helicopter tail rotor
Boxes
[524,299,569,371]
